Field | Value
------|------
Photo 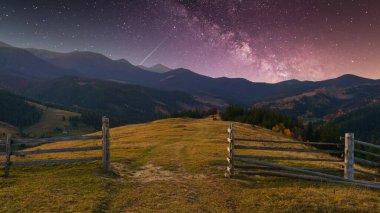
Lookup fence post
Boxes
[102,116,111,172]
[4,134,11,178]
[226,123,235,178]
[344,133,354,180]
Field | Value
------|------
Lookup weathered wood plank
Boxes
[12,135,102,146]
[12,157,102,166]
[102,116,111,172]
[344,133,355,180]
[14,146,102,156]
[235,155,342,162]
[235,165,342,173]
[355,149,380,159]
[234,145,342,154]
[226,123,235,178]
[355,140,380,150]
[238,170,380,189]
[226,157,231,164]
[355,157,380,167]
[235,138,342,146]
[355,168,380,177]
[4,134,11,177]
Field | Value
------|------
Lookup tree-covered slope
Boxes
[332,104,380,142]
[24,76,205,124]
[0,89,42,129]
[254,83,380,121]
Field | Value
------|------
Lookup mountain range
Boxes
[1,40,380,127]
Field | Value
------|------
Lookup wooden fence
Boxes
[225,123,380,189]
[0,116,111,177]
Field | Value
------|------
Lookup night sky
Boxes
[0,0,379,82]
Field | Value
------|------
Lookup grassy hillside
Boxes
[0,121,19,137]
[23,102,95,138]
[0,92,94,138]
[0,118,379,212]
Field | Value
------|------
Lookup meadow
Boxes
[0,117,379,212]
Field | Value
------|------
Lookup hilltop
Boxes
[1,117,379,212]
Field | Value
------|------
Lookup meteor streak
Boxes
[139,39,166,65]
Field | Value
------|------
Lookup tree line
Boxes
[220,105,341,147]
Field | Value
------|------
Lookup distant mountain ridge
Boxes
[138,64,172,73]
[0,40,379,108]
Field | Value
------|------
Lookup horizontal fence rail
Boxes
[235,157,377,185]
[13,146,102,156]
[226,123,380,189]
[235,138,342,146]
[355,157,380,167]
[235,165,342,173]
[234,145,342,154]
[0,116,111,177]
[354,168,380,178]
[355,149,380,159]
[11,157,102,166]
[355,140,380,150]
[0,135,103,146]
[235,154,343,162]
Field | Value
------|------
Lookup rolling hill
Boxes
[1,117,379,212]
[23,76,206,124]
[23,102,95,138]
[0,89,94,138]
[254,82,380,121]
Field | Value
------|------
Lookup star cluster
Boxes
[0,0,379,82]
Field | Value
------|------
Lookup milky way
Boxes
[0,0,379,82]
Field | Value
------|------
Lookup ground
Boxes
[0,117,379,212]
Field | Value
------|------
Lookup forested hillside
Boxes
[24,76,205,125]
[0,90,42,129]
[220,105,341,147]
[332,104,380,142]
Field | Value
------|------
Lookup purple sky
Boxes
[0,0,379,82]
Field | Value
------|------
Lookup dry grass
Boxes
[24,102,94,137]
[0,117,379,212]
[0,122,19,137]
